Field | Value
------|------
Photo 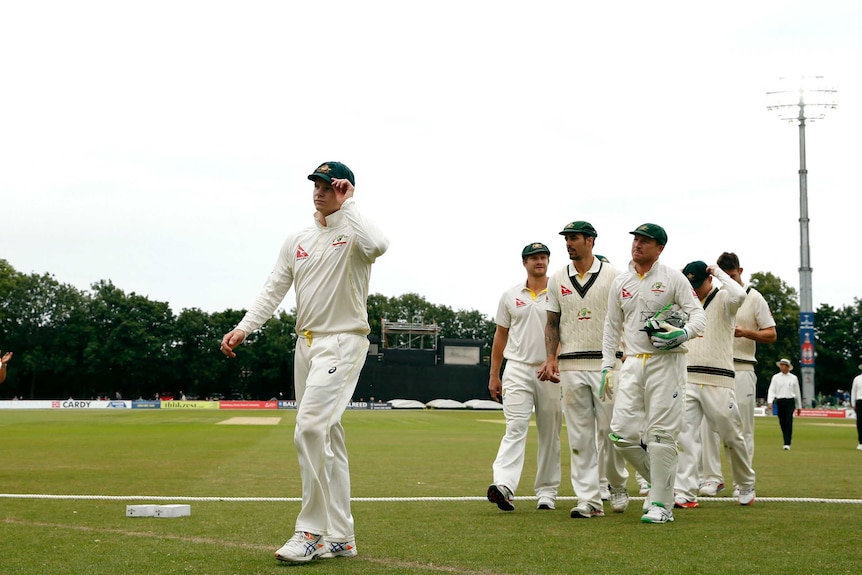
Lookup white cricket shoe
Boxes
[738,487,756,506]
[641,503,674,524]
[600,484,611,501]
[320,539,358,559]
[698,481,724,497]
[610,487,629,513]
[856,444,862,451]
[536,496,556,510]
[783,445,791,451]
[638,483,650,496]
[275,531,325,563]
[570,503,605,518]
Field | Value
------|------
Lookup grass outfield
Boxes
[1,409,860,575]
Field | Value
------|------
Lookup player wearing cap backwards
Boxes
[487,242,562,512]
[602,223,706,524]
[699,252,776,498]
[539,221,629,518]
[673,261,756,508]
[221,161,389,563]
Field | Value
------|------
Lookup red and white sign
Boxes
[219,400,278,410]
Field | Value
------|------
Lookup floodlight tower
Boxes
[766,76,837,407]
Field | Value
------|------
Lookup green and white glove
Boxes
[650,323,690,350]
[599,368,614,401]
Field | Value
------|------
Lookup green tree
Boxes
[0,261,90,398]
[84,281,175,399]
[749,271,799,399]
[812,299,862,400]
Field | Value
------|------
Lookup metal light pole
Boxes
[766,76,837,407]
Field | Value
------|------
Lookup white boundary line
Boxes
[2,493,861,504]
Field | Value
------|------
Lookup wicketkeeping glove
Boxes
[650,323,690,350]
[599,369,614,401]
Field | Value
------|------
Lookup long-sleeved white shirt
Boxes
[602,258,707,368]
[236,198,389,337]
[767,372,802,408]
[850,374,862,405]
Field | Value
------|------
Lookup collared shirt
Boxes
[767,371,802,408]
[602,258,707,367]
[495,282,548,365]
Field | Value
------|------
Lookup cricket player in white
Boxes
[602,223,706,524]
[699,252,776,497]
[487,242,562,512]
[673,261,756,508]
[221,161,388,563]
[540,221,628,518]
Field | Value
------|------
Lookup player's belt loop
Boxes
[302,330,313,347]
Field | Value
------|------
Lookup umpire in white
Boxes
[487,242,562,512]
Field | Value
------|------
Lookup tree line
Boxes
[1,258,860,402]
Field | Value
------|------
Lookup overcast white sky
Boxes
[2,1,860,324]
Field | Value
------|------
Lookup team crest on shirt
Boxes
[332,233,348,248]
[577,307,591,321]
[621,288,632,299]
[296,245,309,260]
[515,298,526,308]
[650,282,666,293]
[560,284,573,296]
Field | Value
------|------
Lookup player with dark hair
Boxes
[602,223,706,524]
[221,161,388,563]
[487,242,562,512]
[698,252,776,498]
[540,221,629,518]
[673,261,756,508]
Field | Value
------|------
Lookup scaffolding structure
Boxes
[381,318,439,350]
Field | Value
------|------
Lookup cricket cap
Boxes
[559,220,597,238]
[308,161,355,186]
[630,223,668,246]
[522,242,551,259]
[683,260,710,289]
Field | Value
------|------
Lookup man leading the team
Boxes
[602,223,706,524]
[221,161,389,563]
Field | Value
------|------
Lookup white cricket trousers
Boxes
[676,383,755,501]
[701,370,756,484]
[492,360,562,499]
[561,370,627,509]
[610,353,686,510]
[293,332,368,540]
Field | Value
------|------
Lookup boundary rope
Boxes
[2,493,861,504]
